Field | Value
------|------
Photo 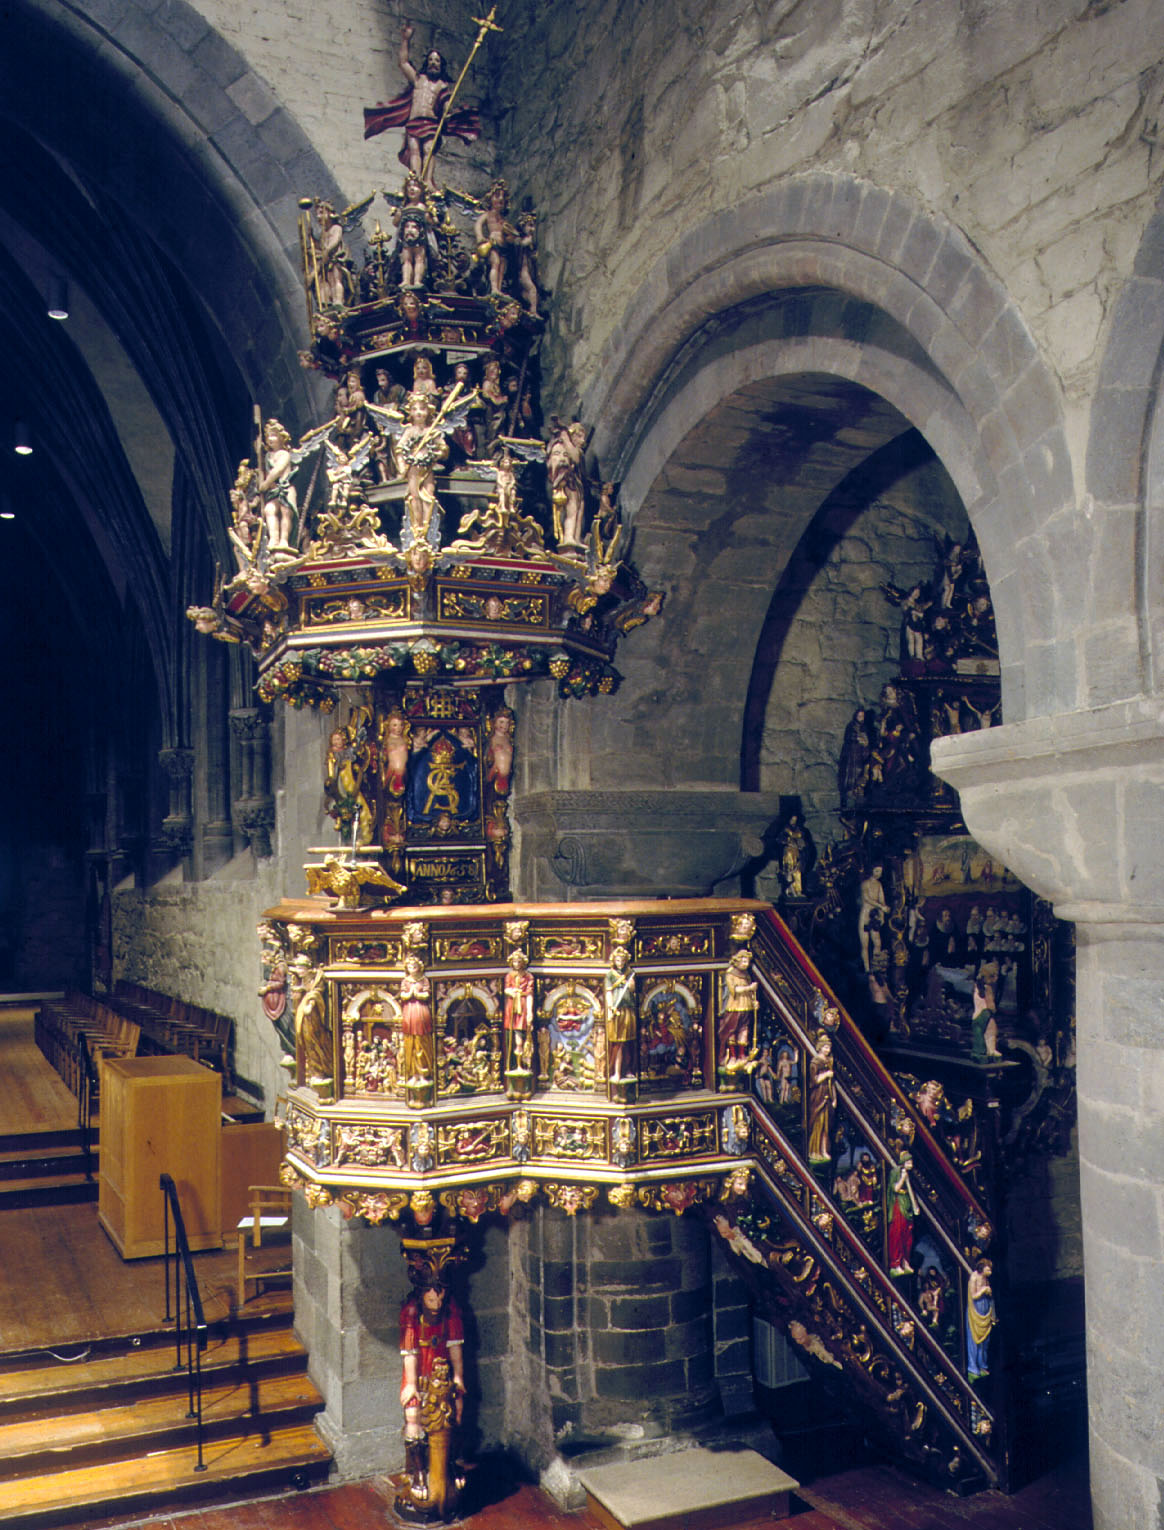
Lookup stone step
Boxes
[577,1446,798,1530]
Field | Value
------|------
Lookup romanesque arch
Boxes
[584,175,1079,728]
[1087,184,1164,705]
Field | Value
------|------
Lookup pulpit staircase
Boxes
[712,908,1009,1493]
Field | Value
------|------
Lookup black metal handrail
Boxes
[75,1032,98,1182]
[160,1173,209,1472]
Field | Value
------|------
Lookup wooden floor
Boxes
[1,1003,78,1137]
[82,1455,1091,1530]
[0,1003,243,1352]
[0,1001,1093,1530]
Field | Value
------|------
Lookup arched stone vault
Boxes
[5,0,340,425]
[583,175,1080,725]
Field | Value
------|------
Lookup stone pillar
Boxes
[933,701,1164,1530]
[229,708,275,859]
[516,789,785,899]
[158,747,195,861]
[200,644,235,873]
[505,1205,722,1497]
[293,1200,407,1479]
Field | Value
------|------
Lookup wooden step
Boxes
[0,1369,324,1475]
[0,1175,97,1210]
[0,1128,84,1155]
[0,1323,312,1418]
[0,1146,92,1182]
[0,1420,332,1528]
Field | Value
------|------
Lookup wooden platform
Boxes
[579,1447,797,1529]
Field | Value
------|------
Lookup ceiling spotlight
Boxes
[0,511,14,521]
[47,276,69,321]
[14,420,32,455]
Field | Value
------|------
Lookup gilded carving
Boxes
[639,1112,717,1161]
[639,977,704,1091]
[541,980,603,1092]
[436,979,499,1096]
[335,1122,408,1169]
[341,1189,409,1223]
[638,928,712,959]
[343,985,402,1097]
[636,1180,716,1215]
[437,587,547,625]
[435,933,501,962]
[530,1115,605,1160]
[543,1183,598,1216]
[334,937,399,965]
[533,931,604,961]
[436,1118,508,1163]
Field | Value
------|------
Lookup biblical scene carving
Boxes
[638,976,704,1093]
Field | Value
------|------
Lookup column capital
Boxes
[932,698,1164,920]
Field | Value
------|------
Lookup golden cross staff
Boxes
[419,5,502,185]
[411,382,479,455]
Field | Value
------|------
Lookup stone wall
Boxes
[294,1202,512,1479]
[755,455,966,855]
[494,0,1164,468]
[188,0,495,203]
[112,860,285,1106]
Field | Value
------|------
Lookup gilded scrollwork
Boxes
[636,1179,717,1215]
[533,931,604,961]
[638,928,711,958]
[335,1122,408,1168]
[531,1115,605,1160]
[436,1117,508,1163]
[639,1112,717,1161]
[435,933,502,962]
[543,1183,599,1216]
[333,937,399,965]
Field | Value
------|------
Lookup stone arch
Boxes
[5,0,342,421]
[1086,187,1164,704]
[583,175,1078,726]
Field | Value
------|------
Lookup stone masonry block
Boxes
[608,1293,674,1330]
[594,1358,687,1400]
[593,1326,666,1366]
[1087,386,1146,506]
[672,1286,711,1324]
[1078,1162,1162,1258]
[227,69,279,126]
[154,0,210,53]
[190,27,249,89]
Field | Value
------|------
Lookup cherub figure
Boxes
[257,419,299,555]
[370,384,477,545]
[485,706,515,794]
[474,178,515,298]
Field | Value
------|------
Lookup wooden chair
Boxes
[236,1185,293,1305]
